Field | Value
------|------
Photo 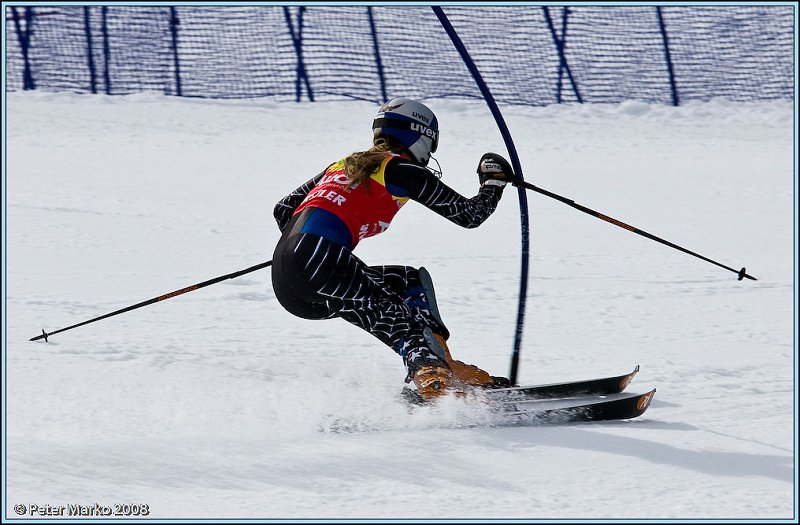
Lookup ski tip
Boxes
[636,389,657,413]
[618,365,640,391]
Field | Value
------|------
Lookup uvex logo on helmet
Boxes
[410,122,437,141]
[412,111,430,124]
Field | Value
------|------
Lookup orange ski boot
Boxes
[411,365,454,400]
[424,327,509,388]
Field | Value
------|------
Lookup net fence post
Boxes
[169,6,183,96]
[83,7,97,94]
[284,6,314,102]
[101,6,111,95]
[656,6,680,106]
[543,6,583,104]
[367,7,387,103]
[11,7,36,90]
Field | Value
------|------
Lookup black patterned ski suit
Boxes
[271,156,503,374]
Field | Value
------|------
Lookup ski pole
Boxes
[30,260,273,342]
[513,181,756,281]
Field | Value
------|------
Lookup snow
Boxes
[4,91,796,521]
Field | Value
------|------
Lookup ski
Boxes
[400,366,653,423]
[400,387,656,424]
[500,389,656,424]
[485,365,640,400]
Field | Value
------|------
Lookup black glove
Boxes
[477,152,517,188]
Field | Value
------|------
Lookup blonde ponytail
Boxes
[344,135,403,186]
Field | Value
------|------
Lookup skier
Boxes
[271,97,518,400]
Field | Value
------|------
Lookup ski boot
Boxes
[423,327,510,388]
[411,365,454,400]
[402,340,455,401]
[415,267,510,388]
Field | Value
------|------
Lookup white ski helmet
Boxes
[372,98,439,165]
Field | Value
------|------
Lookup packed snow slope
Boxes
[5,92,796,521]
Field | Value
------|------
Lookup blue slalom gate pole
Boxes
[432,7,530,386]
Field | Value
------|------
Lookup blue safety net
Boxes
[5,5,794,106]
